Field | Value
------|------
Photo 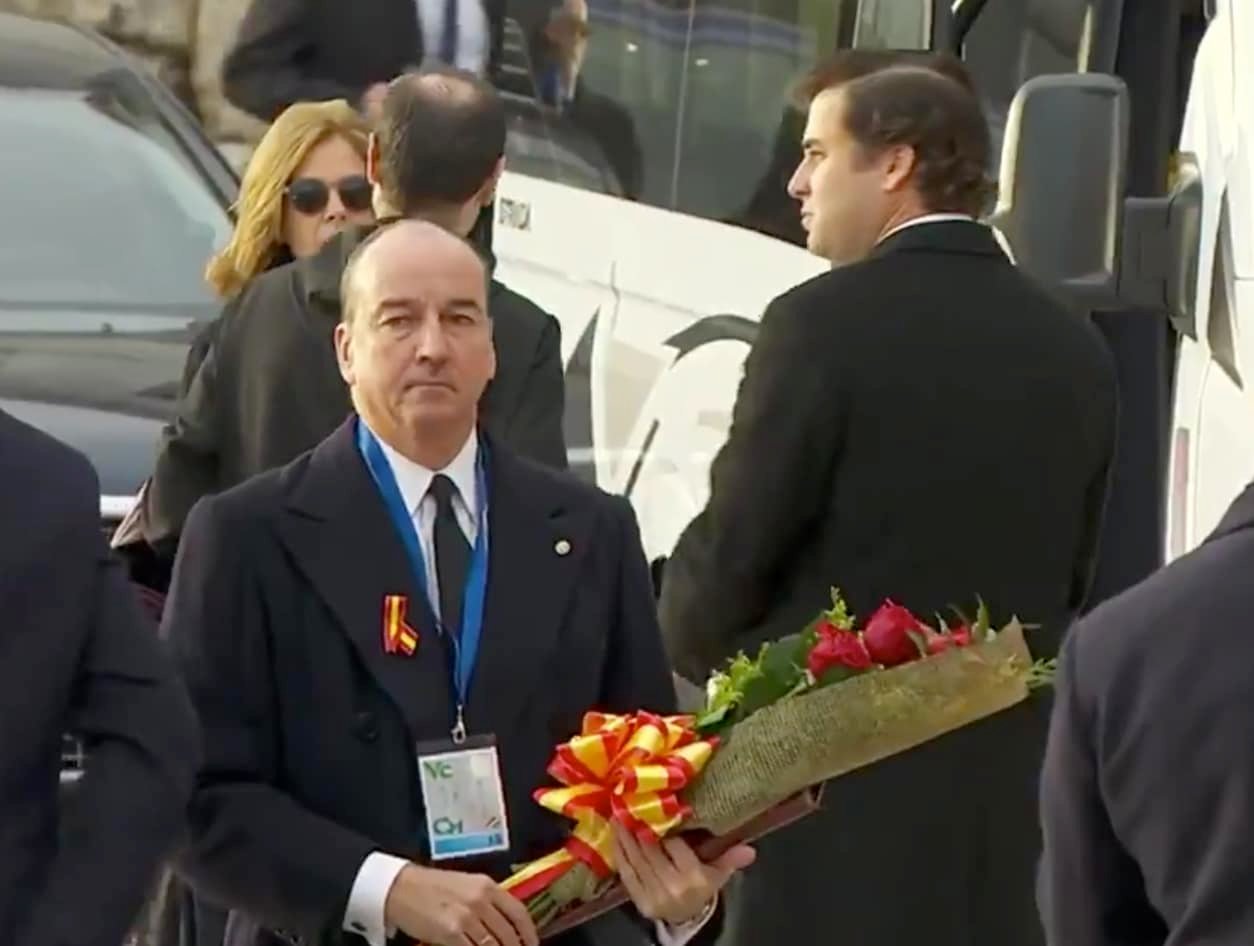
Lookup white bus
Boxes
[487,0,1214,585]
[1165,0,1254,561]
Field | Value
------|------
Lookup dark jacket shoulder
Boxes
[0,410,98,518]
[490,279,558,336]
[1068,486,1254,700]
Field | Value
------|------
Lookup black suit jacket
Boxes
[0,409,199,946]
[1039,483,1254,946]
[659,220,1117,946]
[164,420,708,946]
[222,0,507,121]
[140,225,566,569]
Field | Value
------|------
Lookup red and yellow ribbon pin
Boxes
[382,594,418,656]
[502,711,718,900]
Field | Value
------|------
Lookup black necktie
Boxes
[429,474,471,637]
[439,0,459,64]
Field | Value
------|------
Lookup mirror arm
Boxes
[1113,154,1203,333]
[950,0,990,50]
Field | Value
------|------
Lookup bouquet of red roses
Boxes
[502,589,1053,934]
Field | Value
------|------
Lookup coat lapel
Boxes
[1205,481,1254,544]
[277,419,453,741]
[466,443,590,738]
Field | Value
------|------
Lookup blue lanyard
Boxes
[356,419,489,743]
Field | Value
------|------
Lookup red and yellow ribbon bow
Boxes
[502,711,718,900]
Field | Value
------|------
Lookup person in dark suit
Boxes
[221,0,505,122]
[524,0,643,200]
[164,218,752,946]
[1038,483,1254,946]
[0,409,199,946]
[659,60,1118,946]
[141,66,567,575]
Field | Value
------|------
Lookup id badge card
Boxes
[416,735,512,861]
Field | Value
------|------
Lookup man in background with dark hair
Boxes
[736,50,977,243]
[660,59,1117,946]
[142,65,567,576]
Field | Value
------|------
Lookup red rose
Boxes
[925,624,974,655]
[863,601,925,666]
[807,628,872,677]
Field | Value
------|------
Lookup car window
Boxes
[0,85,230,318]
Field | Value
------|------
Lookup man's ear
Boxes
[881,144,918,195]
[478,156,507,207]
[334,321,355,386]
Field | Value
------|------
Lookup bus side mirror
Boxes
[988,74,1130,309]
[1119,154,1203,336]
[990,73,1202,329]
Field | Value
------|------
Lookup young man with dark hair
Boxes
[738,50,979,244]
[142,66,568,574]
[660,55,1118,946]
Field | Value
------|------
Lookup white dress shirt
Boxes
[343,427,713,946]
[879,212,974,243]
[415,0,489,74]
[879,212,1017,262]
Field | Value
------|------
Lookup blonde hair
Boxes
[206,99,370,298]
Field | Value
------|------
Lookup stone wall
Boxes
[0,0,267,156]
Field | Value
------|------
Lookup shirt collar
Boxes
[371,425,479,518]
[879,213,974,245]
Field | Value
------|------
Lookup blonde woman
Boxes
[112,99,374,591]
[206,98,375,298]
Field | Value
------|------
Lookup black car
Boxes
[0,12,237,533]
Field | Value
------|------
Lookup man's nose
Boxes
[787,164,808,200]
[414,314,450,360]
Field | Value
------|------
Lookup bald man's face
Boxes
[335,227,494,442]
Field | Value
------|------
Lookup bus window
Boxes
[492,0,676,203]
[851,0,930,48]
[670,0,852,236]
[962,0,1097,154]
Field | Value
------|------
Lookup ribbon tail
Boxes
[502,848,578,901]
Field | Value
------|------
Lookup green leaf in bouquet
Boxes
[975,596,993,641]
[694,701,734,735]
[813,662,861,689]
[732,635,807,720]
[824,587,855,630]
[703,652,760,714]
[1026,657,1059,689]
[906,628,929,658]
[947,604,972,630]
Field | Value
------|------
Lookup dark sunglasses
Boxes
[287,175,373,215]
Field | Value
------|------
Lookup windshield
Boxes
[0,85,230,317]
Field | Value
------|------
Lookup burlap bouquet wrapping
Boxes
[539,622,1033,910]
[682,620,1033,833]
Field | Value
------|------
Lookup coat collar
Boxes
[869,218,1008,262]
[299,221,501,307]
[1203,481,1254,545]
[276,417,587,742]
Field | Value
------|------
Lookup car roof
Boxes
[0,12,135,90]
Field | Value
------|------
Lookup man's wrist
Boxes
[344,851,409,946]
[654,896,717,946]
